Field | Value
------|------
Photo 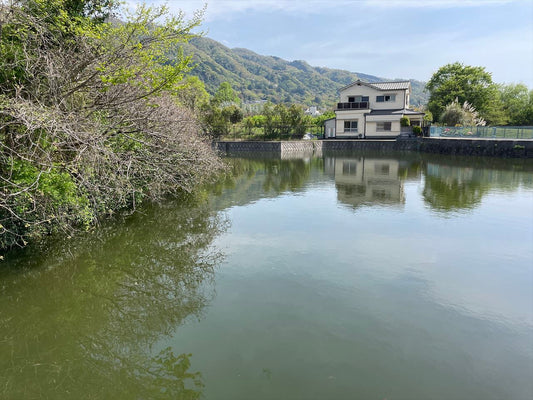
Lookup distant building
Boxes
[325,80,424,139]
[243,99,268,114]
[304,106,321,117]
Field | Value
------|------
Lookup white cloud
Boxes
[124,0,533,86]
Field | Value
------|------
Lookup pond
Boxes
[1,151,532,399]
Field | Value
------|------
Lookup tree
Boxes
[175,76,210,112]
[499,83,533,126]
[212,81,240,106]
[313,111,335,127]
[224,105,243,124]
[0,1,222,249]
[426,62,499,123]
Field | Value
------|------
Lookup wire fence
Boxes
[430,126,533,139]
[215,124,325,141]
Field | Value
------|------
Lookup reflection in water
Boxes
[325,156,407,209]
[323,152,532,212]
[1,152,533,399]
[209,157,326,210]
[0,199,226,399]
[215,153,532,215]
[423,158,533,211]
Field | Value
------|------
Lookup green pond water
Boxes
[1,151,533,399]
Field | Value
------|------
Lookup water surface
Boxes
[1,152,532,399]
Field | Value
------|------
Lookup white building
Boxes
[325,80,424,139]
[304,106,321,117]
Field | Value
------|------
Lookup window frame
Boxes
[348,96,369,103]
[376,94,396,103]
[376,121,392,132]
[343,120,358,133]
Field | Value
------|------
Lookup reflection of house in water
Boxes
[325,156,405,208]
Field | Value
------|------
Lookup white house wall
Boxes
[339,85,407,110]
[324,119,336,138]
[335,110,366,137]
[365,121,401,138]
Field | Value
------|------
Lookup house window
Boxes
[342,162,357,175]
[348,96,369,103]
[372,189,389,200]
[376,94,396,102]
[376,122,392,132]
[374,164,390,175]
[344,120,358,133]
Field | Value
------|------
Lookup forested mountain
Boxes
[182,37,428,108]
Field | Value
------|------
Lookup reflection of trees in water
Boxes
[3,153,531,397]
[0,198,227,399]
[217,154,532,215]
[208,157,324,211]
[262,159,312,193]
[422,173,488,211]
[421,156,533,212]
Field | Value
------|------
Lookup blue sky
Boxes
[129,0,533,86]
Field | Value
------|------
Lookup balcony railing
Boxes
[336,101,369,110]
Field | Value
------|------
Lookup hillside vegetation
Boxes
[182,37,428,108]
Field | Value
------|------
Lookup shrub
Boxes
[0,1,224,249]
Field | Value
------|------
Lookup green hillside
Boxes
[182,37,428,108]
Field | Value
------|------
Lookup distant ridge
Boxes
[182,36,428,108]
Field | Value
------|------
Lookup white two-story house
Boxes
[324,80,425,139]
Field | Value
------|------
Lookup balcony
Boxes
[336,101,369,110]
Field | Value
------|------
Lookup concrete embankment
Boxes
[215,138,533,158]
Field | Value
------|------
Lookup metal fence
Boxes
[430,126,533,139]
[216,124,325,141]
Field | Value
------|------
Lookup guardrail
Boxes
[336,102,370,110]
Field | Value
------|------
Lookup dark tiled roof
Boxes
[370,81,410,90]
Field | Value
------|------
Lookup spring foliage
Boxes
[440,99,486,127]
[0,0,223,249]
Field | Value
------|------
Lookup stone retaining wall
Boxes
[214,138,533,158]
[418,138,532,158]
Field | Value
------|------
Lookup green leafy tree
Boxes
[499,83,533,126]
[313,110,335,127]
[224,104,243,124]
[426,62,499,123]
[176,76,210,112]
[212,81,240,106]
